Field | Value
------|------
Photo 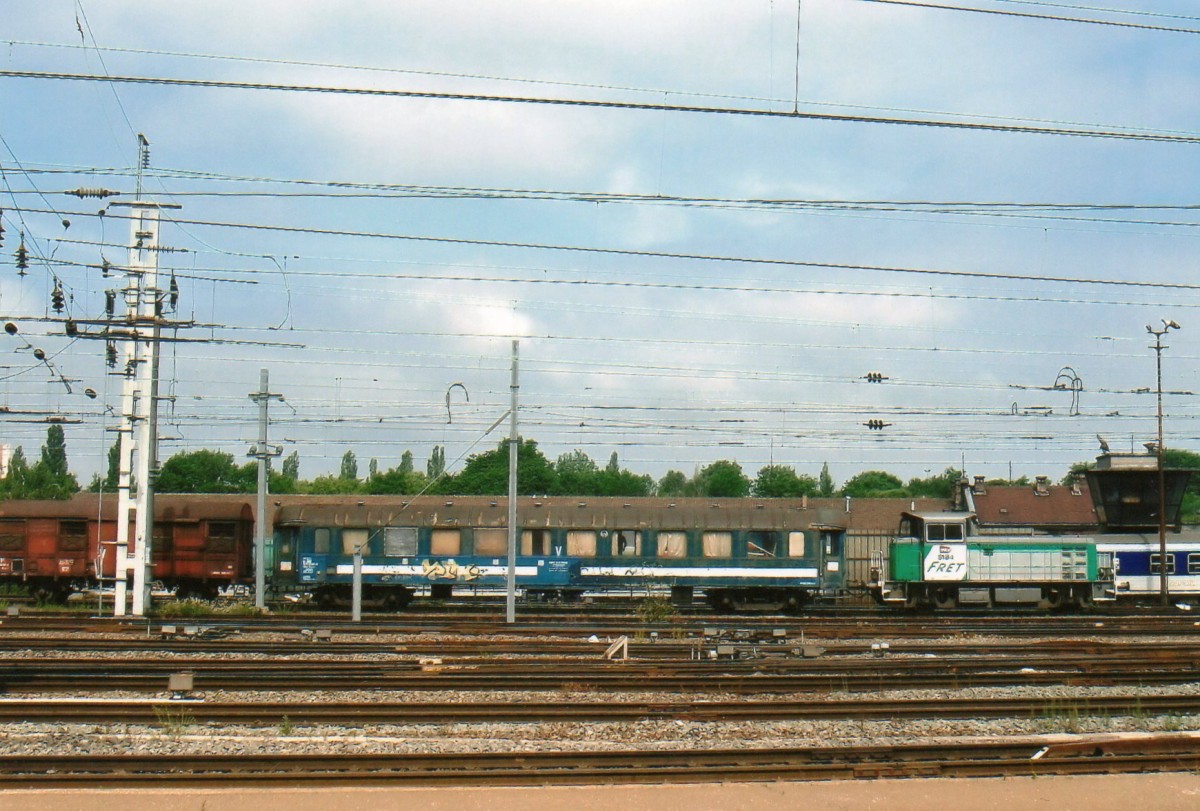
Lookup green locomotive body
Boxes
[870,511,1115,609]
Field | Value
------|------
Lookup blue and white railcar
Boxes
[1098,532,1200,599]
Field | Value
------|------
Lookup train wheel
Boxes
[933,588,957,610]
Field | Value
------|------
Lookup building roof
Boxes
[967,481,1099,530]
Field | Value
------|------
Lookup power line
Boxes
[11,203,1200,292]
[859,0,1200,34]
[3,69,1198,143]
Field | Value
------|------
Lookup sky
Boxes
[1,0,1200,489]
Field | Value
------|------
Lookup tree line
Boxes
[4,426,1200,509]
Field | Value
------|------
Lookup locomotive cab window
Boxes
[1151,553,1177,575]
[926,523,963,542]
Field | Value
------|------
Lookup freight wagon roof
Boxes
[0,494,254,522]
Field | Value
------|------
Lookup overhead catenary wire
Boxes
[2,69,1199,143]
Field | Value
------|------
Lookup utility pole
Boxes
[506,340,519,624]
[90,135,182,617]
[248,369,283,610]
[1148,319,1181,607]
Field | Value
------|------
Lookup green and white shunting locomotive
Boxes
[870,512,1115,609]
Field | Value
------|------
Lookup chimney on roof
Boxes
[973,475,986,495]
[1070,474,1083,496]
[801,494,808,510]
[844,495,851,513]
[1034,475,1049,496]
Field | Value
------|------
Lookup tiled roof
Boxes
[968,482,1099,529]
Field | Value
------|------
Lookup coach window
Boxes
[567,530,597,557]
[747,531,778,558]
[60,520,88,552]
[613,530,640,557]
[383,526,418,556]
[1151,553,1177,575]
[657,532,686,559]
[313,528,331,555]
[430,529,460,555]
[474,529,507,556]
[342,528,370,555]
[788,532,806,558]
[1189,553,1200,575]
[702,531,732,558]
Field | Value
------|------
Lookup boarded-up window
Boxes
[702,532,731,558]
[474,529,508,556]
[567,530,596,557]
[153,524,172,555]
[207,521,236,553]
[0,520,24,551]
[657,532,687,558]
[382,527,417,556]
[60,520,88,551]
[430,529,460,555]
[343,528,369,555]
[521,530,549,555]
[313,528,331,555]
[788,531,806,558]
[612,530,640,557]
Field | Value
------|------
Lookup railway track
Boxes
[3,652,1200,692]
[4,693,1200,723]
[2,736,1199,787]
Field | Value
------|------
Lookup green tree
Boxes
[449,439,557,495]
[695,460,751,498]
[606,451,620,474]
[752,465,818,498]
[340,450,359,481]
[366,464,427,495]
[40,424,69,478]
[368,458,378,479]
[817,462,835,497]
[281,451,300,481]
[657,470,689,497]
[555,450,599,495]
[427,445,446,480]
[400,450,414,475]
[156,450,252,493]
[841,470,906,498]
[906,467,963,499]
[302,474,366,495]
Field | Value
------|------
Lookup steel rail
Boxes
[3,694,1200,723]
[2,738,1200,788]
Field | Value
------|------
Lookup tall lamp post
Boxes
[1148,319,1181,607]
